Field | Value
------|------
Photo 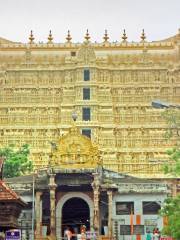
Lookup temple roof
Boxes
[0,29,179,49]
[5,167,169,195]
[0,180,26,205]
[0,37,19,44]
[153,29,180,43]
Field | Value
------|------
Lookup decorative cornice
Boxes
[0,29,179,49]
[0,42,175,51]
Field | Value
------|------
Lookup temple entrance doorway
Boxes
[62,197,90,236]
[56,192,94,240]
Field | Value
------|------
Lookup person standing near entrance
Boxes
[146,229,152,240]
[152,228,160,240]
[80,225,86,240]
[64,227,73,240]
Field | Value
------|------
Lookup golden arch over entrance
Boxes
[56,192,94,240]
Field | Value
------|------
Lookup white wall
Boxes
[112,193,167,240]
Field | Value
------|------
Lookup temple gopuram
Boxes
[0,29,179,177]
[0,29,180,240]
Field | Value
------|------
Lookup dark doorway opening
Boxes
[62,197,90,235]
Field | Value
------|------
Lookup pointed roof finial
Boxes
[48,30,53,43]
[29,30,35,44]
[103,29,109,42]
[122,29,128,42]
[84,29,91,41]
[66,30,72,42]
[140,29,146,42]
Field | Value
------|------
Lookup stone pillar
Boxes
[107,190,113,238]
[92,172,100,234]
[35,191,42,237]
[49,173,57,237]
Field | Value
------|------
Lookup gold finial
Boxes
[122,29,128,42]
[29,30,35,43]
[84,29,90,41]
[103,29,109,42]
[48,30,53,43]
[66,30,72,42]
[140,29,146,41]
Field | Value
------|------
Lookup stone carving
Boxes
[50,125,102,169]
[0,32,179,176]
[118,183,168,193]
[77,42,96,64]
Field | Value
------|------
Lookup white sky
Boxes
[0,0,179,43]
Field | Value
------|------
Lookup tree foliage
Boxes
[164,148,180,177]
[160,108,180,239]
[162,109,180,176]
[160,195,180,239]
[0,144,33,178]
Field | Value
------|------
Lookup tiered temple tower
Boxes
[0,29,179,177]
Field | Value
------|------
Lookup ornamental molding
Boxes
[118,183,168,193]
[50,124,102,169]
[77,42,96,64]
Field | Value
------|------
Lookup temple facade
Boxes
[7,124,168,240]
[0,29,180,177]
[1,29,179,240]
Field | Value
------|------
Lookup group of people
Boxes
[64,225,98,240]
[64,225,88,240]
[146,228,161,240]
[65,225,162,240]
[64,227,73,240]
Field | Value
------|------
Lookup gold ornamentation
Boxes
[29,30,35,43]
[0,31,178,177]
[84,29,90,41]
[103,29,109,42]
[50,125,102,169]
[66,30,72,42]
[77,43,96,64]
[122,29,128,42]
[140,29,146,42]
[48,30,53,43]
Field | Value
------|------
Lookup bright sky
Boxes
[0,0,179,43]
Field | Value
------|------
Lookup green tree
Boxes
[0,144,33,178]
[160,108,180,238]
[160,195,180,239]
[162,108,180,141]
[162,108,180,176]
[164,148,180,176]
